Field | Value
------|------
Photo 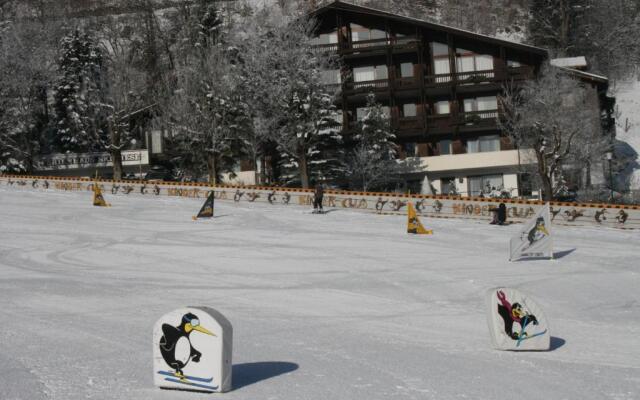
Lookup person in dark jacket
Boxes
[497,203,507,225]
[313,183,324,213]
[490,202,507,225]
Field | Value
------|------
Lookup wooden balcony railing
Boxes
[395,116,424,130]
[344,79,389,93]
[506,66,535,81]
[423,67,534,87]
[456,110,500,127]
[425,70,496,86]
[312,42,340,53]
[457,70,496,84]
[395,77,420,89]
[426,114,452,131]
[341,111,501,134]
[312,37,420,54]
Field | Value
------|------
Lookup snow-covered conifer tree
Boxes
[264,15,342,188]
[0,18,58,173]
[345,93,397,191]
[162,2,249,184]
[52,29,105,153]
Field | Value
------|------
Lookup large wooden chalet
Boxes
[307,1,613,197]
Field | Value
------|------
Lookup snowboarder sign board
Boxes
[193,191,215,220]
[153,307,232,392]
[486,288,550,351]
[509,203,552,261]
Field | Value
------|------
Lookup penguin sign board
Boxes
[486,288,550,351]
[153,307,232,392]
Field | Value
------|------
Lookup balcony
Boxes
[336,66,534,96]
[312,36,420,55]
[343,110,501,137]
[341,76,420,94]
[456,110,499,129]
[343,78,390,94]
[396,116,424,131]
[413,149,536,173]
[425,111,500,134]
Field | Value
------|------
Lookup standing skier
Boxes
[313,182,324,214]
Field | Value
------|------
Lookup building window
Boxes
[356,106,390,121]
[331,109,343,128]
[455,48,494,72]
[468,174,504,196]
[439,139,452,155]
[441,177,456,195]
[432,42,449,57]
[311,31,338,46]
[467,135,500,153]
[400,62,414,78]
[353,65,388,82]
[507,59,523,68]
[403,142,417,157]
[151,130,163,154]
[432,42,451,78]
[320,69,341,85]
[402,103,417,117]
[463,96,498,112]
[350,23,386,42]
[520,173,533,196]
[435,101,450,114]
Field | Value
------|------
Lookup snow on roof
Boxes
[310,0,548,55]
[556,66,609,84]
[550,56,588,69]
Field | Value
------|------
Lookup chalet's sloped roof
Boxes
[550,56,588,69]
[309,0,548,56]
[557,67,608,85]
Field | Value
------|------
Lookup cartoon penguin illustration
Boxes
[496,290,538,340]
[159,313,215,378]
[526,216,549,246]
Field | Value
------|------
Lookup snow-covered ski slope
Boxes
[0,187,638,400]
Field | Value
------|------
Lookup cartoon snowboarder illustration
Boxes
[496,290,538,340]
[526,216,549,246]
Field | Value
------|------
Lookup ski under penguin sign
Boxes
[485,288,550,351]
[153,307,233,392]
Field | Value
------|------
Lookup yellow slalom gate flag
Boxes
[407,202,433,235]
[92,183,110,207]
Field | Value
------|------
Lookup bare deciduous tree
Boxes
[499,66,603,200]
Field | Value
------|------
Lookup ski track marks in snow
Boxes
[0,187,638,400]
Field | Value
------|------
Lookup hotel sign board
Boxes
[34,150,149,171]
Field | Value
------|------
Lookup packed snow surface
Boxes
[0,187,639,400]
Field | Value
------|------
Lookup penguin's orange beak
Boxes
[193,325,215,336]
[185,322,215,336]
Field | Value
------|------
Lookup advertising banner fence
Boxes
[2,174,639,229]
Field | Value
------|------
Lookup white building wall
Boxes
[503,173,519,197]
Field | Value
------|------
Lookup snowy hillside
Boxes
[0,188,638,400]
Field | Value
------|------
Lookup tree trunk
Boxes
[540,174,553,201]
[557,0,569,56]
[254,156,260,186]
[109,119,123,181]
[299,151,310,189]
[536,149,553,201]
[207,153,217,185]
